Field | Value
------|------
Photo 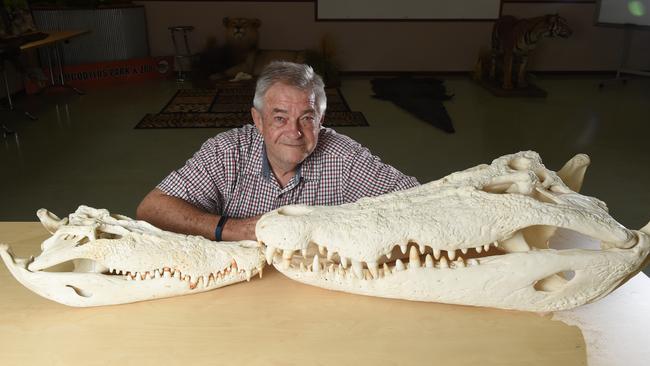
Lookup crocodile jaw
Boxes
[257,151,650,312]
[0,206,265,307]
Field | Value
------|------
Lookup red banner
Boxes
[24,56,174,94]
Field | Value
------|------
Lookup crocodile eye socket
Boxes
[508,157,532,171]
[277,205,312,217]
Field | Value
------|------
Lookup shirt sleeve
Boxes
[157,138,225,214]
[342,144,420,203]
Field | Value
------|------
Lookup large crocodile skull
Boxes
[256,151,650,312]
[0,206,265,307]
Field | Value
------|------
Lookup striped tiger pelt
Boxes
[489,14,572,89]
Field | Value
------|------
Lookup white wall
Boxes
[3,1,649,99]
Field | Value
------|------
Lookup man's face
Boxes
[252,82,322,172]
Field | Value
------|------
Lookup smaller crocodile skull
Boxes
[256,151,650,312]
[0,206,265,307]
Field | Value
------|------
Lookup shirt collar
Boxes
[261,144,304,183]
[245,127,321,183]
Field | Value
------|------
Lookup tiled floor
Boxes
[1,75,648,274]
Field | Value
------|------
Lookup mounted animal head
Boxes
[0,206,265,307]
[256,151,650,312]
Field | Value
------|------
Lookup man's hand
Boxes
[136,189,262,242]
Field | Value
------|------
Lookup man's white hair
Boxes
[253,61,327,118]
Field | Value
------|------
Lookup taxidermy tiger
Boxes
[489,14,572,89]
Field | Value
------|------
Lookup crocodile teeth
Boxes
[395,259,405,271]
[312,255,321,273]
[425,254,434,268]
[282,249,294,260]
[265,246,276,265]
[448,249,456,261]
[499,232,531,253]
[439,257,449,269]
[364,270,373,280]
[433,249,441,260]
[367,261,379,278]
[327,250,335,261]
[351,260,364,279]
[340,256,349,268]
[409,246,421,269]
[383,263,391,276]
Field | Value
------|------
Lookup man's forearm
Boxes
[136,189,258,241]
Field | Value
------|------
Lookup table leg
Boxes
[1,122,15,136]
[38,44,84,95]
[54,45,84,95]
[47,47,55,85]
[2,65,37,120]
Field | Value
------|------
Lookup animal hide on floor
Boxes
[370,77,455,133]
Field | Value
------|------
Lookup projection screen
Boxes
[316,0,501,20]
[596,0,650,27]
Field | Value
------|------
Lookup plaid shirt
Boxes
[158,124,419,218]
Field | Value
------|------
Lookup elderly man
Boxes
[137,62,418,241]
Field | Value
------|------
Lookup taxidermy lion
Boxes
[194,17,261,82]
[221,17,260,79]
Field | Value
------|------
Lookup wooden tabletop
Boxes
[20,30,90,51]
[0,222,648,366]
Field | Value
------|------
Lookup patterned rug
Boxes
[136,85,368,129]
